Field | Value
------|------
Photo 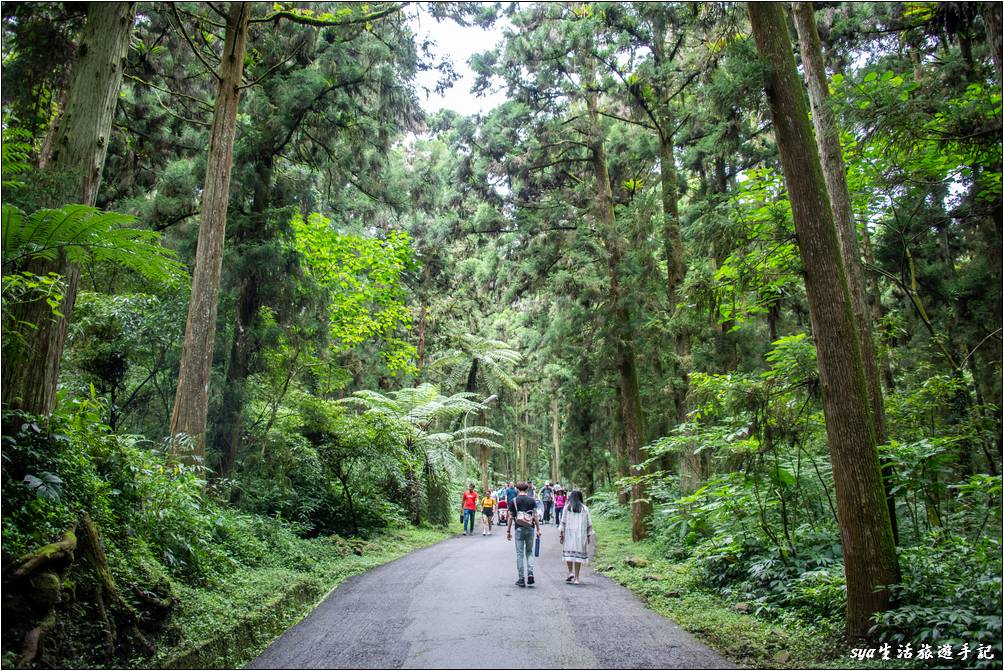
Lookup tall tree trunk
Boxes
[749,1,900,639]
[416,261,430,373]
[649,13,699,491]
[551,397,561,483]
[213,156,272,476]
[215,275,259,474]
[465,358,479,394]
[479,439,490,492]
[858,224,896,391]
[792,0,898,544]
[169,3,251,464]
[980,4,1003,79]
[651,14,686,321]
[1,2,135,415]
[584,58,650,541]
[613,388,630,504]
[518,387,529,481]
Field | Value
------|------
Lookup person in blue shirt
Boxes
[505,481,517,505]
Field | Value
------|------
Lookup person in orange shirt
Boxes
[461,484,479,536]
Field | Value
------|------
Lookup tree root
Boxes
[7,526,76,668]
[17,611,56,668]
[7,514,168,667]
[129,582,174,615]
[76,512,155,656]
[9,526,77,579]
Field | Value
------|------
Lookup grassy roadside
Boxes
[146,525,450,669]
[591,514,849,669]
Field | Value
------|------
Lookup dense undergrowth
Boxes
[595,332,1002,667]
[0,399,452,669]
[591,486,1002,669]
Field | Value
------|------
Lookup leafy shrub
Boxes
[233,393,413,537]
[871,533,1002,666]
[586,487,630,520]
[1,399,315,585]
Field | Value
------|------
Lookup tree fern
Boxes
[428,332,522,394]
[339,384,505,482]
[2,204,185,284]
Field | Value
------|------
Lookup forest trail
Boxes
[247,524,733,669]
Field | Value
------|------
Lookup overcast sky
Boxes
[409,6,509,117]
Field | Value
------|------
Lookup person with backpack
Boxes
[540,481,554,522]
[559,489,593,585]
[461,484,479,536]
[506,482,541,587]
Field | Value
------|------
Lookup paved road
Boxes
[248,520,734,669]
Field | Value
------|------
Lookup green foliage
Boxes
[234,392,410,537]
[871,534,1002,665]
[2,1,1001,665]
[428,332,522,394]
[714,168,801,328]
[290,211,417,374]
[1,125,33,190]
[640,325,1000,647]
[62,291,187,431]
[0,270,65,347]
[1,204,185,283]
[590,511,845,667]
[2,402,234,580]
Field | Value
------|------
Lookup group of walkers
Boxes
[460,480,594,587]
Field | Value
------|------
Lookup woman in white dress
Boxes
[558,490,593,584]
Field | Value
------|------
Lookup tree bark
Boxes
[417,261,430,373]
[212,155,272,476]
[613,387,630,504]
[214,271,259,475]
[979,3,1002,79]
[792,0,898,544]
[551,397,561,483]
[1,2,135,415]
[650,15,686,320]
[748,1,900,639]
[584,57,650,541]
[169,3,251,465]
[647,13,701,493]
[518,387,529,481]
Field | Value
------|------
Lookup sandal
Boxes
[565,574,575,583]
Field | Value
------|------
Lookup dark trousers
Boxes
[555,506,562,526]
[463,509,476,533]
[543,500,553,522]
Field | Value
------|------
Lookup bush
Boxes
[1,401,298,585]
[871,533,1002,666]
[0,399,361,667]
[232,394,414,538]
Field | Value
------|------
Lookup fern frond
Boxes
[458,437,507,451]
[454,425,504,439]
[2,204,185,284]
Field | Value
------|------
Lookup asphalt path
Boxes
[248,517,734,669]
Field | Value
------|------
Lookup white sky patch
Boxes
[409,5,509,117]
